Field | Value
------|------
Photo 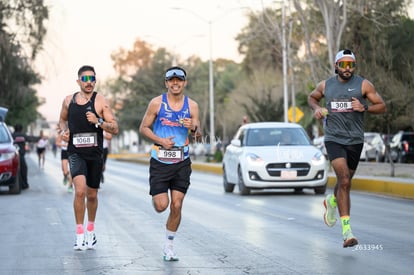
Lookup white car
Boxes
[222,122,328,195]
[360,132,385,162]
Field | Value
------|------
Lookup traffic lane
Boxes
[105,159,413,274]
[185,171,413,274]
[0,152,412,274]
[0,153,80,273]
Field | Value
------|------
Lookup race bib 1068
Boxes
[73,132,97,148]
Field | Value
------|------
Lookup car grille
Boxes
[266,162,310,176]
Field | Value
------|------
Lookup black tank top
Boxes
[67,92,103,159]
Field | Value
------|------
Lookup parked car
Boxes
[387,131,414,163]
[222,122,328,195]
[0,107,21,194]
[360,132,385,162]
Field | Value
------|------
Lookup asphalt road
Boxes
[0,151,412,274]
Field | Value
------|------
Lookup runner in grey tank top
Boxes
[308,49,386,249]
[324,74,366,145]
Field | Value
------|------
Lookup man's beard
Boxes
[338,70,353,81]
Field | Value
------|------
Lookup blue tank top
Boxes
[324,75,366,145]
[151,93,191,164]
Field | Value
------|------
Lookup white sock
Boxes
[166,229,176,246]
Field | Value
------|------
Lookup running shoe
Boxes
[85,230,97,249]
[343,230,358,248]
[67,186,73,193]
[73,233,86,251]
[323,194,337,227]
[163,245,179,261]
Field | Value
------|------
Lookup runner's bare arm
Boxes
[308,81,327,119]
[361,80,386,114]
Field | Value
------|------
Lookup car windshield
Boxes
[0,124,11,143]
[245,127,311,146]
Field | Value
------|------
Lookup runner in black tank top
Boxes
[67,91,103,159]
[57,65,119,251]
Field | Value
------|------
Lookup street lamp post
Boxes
[281,0,288,123]
[208,20,215,148]
[171,7,216,153]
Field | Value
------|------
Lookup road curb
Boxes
[109,154,414,199]
[329,176,414,199]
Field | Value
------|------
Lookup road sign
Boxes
[288,106,304,122]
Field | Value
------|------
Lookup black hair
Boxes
[165,66,187,76]
[78,65,96,77]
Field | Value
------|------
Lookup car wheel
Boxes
[238,167,250,195]
[223,166,235,193]
[314,184,327,195]
[9,167,22,195]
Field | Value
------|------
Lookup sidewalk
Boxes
[109,153,414,199]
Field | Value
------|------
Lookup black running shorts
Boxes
[324,141,363,170]
[149,157,192,196]
[68,153,103,189]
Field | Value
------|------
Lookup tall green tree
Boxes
[339,0,414,133]
[0,0,48,127]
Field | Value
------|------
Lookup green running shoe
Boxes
[323,194,337,227]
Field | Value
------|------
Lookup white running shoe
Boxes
[343,230,358,248]
[85,230,97,249]
[163,245,179,261]
[73,233,86,251]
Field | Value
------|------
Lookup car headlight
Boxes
[246,153,264,163]
[0,152,16,161]
[311,151,326,165]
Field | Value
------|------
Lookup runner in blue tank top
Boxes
[308,49,386,248]
[139,66,201,261]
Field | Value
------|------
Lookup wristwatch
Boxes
[95,117,104,128]
[363,104,368,112]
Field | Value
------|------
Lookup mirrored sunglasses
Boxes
[80,75,96,82]
[165,69,185,79]
[337,61,356,69]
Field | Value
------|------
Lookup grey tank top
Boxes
[323,75,366,145]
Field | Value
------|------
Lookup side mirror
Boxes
[231,139,241,147]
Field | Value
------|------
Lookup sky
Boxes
[34,0,276,122]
